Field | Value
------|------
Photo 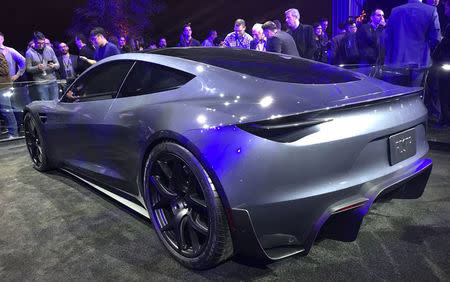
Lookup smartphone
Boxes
[47,60,54,64]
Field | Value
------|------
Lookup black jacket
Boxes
[57,54,80,80]
[78,44,95,72]
[250,39,258,50]
[176,38,201,47]
[432,24,450,64]
[356,24,384,64]
[266,31,299,57]
[287,24,316,59]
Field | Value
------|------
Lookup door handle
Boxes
[38,113,47,123]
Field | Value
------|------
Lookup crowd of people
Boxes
[1,1,450,138]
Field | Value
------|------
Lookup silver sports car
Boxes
[24,47,432,269]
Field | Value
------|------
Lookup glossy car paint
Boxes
[24,48,432,260]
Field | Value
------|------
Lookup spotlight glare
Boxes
[259,96,273,108]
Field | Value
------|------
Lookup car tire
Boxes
[144,141,233,269]
[24,113,56,172]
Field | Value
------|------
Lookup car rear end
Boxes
[184,86,431,260]
[153,48,432,260]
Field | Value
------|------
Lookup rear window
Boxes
[149,48,362,84]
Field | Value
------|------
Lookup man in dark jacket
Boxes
[75,33,95,59]
[262,21,299,56]
[330,21,358,65]
[177,23,201,47]
[57,42,80,80]
[384,0,441,70]
[75,33,94,72]
[431,5,450,125]
[356,9,386,65]
[285,8,316,59]
[81,27,120,66]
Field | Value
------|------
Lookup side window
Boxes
[62,61,133,103]
[119,61,195,98]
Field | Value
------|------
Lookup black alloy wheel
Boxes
[24,113,54,171]
[144,142,232,269]
[24,115,42,167]
[151,153,209,257]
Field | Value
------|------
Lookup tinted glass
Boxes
[149,48,362,84]
[119,61,195,98]
[62,60,133,103]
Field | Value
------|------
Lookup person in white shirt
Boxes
[250,24,267,52]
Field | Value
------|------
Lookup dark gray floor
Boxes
[1,140,449,281]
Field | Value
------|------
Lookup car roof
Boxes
[139,47,362,84]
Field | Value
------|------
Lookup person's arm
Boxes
[80,56,96,65]
[329,37,338,65]
[357,25,375,47]
[44,48,58,72]
[9,48,26,79]
[223,34,232,47]
[26,52,42,74]
[73,56,81,75]
[306,26,317,59]
[267,37,282,53]
[109,44,121,56]
[51,49,60,70]
[0,53,10,77]
[428,7,441,52]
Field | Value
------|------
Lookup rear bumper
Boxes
[230,158,432,260]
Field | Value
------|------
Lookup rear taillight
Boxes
[237,115,332,143]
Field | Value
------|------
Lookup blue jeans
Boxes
[29,81,59,101]
[0,88,18,136]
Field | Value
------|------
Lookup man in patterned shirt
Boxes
[224,19,253,49]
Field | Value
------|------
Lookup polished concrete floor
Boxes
[0,140,449,281]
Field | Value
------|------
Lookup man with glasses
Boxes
[80,27,120,65]
[25,31,60,101]
[57,42,80,81]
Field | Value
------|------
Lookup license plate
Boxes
[388,128,416,166]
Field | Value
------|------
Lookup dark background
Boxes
[1,0,446,52]
[147,0,332,46]
[1,0,332,51]
[1,0,87,51]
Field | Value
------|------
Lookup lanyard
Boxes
[63,56,72,68]
[184,39,192,47]
[236,34,245,48]
[36,50,44,64]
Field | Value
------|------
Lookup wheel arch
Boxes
[139,130,235,229]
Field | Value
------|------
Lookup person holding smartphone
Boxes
[25,31,60,101]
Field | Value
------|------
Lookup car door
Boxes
[100,61,195,195]
[45,60,135,184]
